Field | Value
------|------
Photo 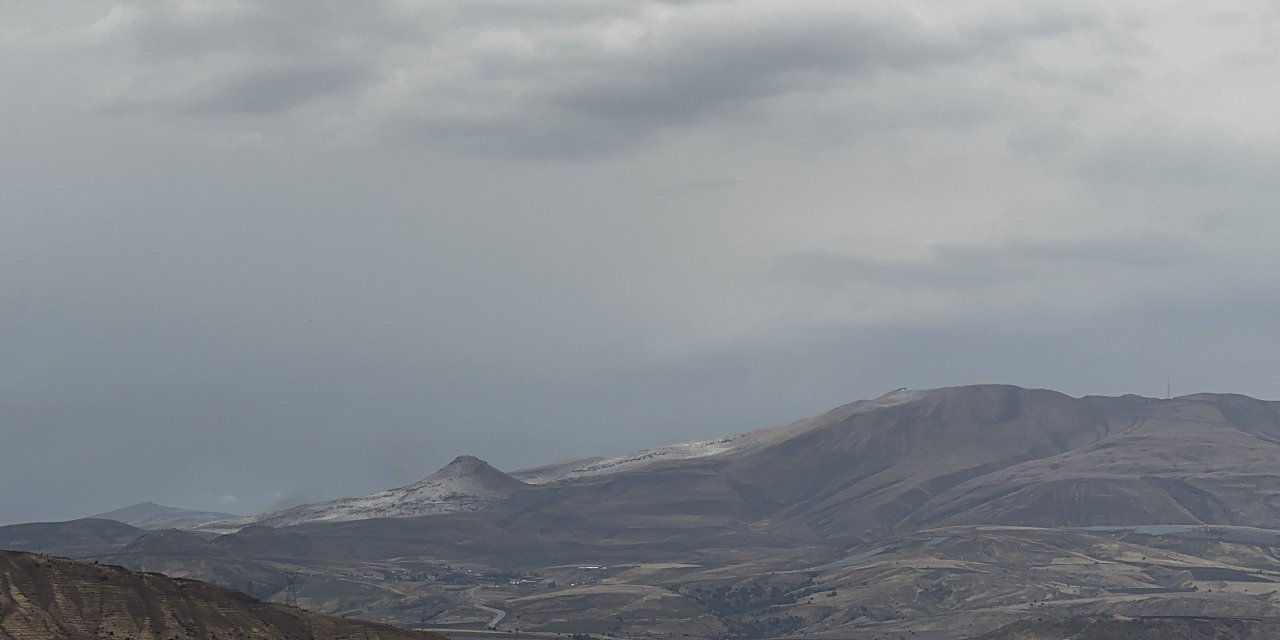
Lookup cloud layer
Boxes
[3,0,1280,523]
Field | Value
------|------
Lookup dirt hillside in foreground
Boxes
[0,550,443,640]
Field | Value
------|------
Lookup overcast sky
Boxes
[3,0,1280,524]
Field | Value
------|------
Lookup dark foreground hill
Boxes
[0,550,443,640]
[975,616,1280,640]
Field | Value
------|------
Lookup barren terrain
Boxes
[10,385,1280,638]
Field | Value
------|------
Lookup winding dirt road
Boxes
[468,586,507,629]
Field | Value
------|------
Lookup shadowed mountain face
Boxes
[898,391,1280,532]
[0,519,144,557]
[0,550,444,640]
[718,386,1114,539]
[11,385,1280,638]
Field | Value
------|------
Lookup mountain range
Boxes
[10,384,1280,639]
[198,384,1280,540]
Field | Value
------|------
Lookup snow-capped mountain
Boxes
[197,455,527,531]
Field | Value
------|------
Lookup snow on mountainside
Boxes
[512,387,925,484]
[199,388,927,531]
[198,456,526,531]
[90,502,238,530]
[511,435,748,484]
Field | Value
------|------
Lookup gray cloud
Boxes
[110,62,370,116]
[435,6,1099,154]
[938,236,1200,269]
[72,1,1108,155]
[659,178,737,197]
[3,0,1280,525]
[776,235,1197,290]
[775,251,1012,291]
[1079,128,1280,193]
[197,63,368,114]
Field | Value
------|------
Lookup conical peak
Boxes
[418,454,525,488]
[435,455,498,477]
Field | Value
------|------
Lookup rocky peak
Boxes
[412,455,526,493]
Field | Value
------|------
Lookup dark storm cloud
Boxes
[548,15,956,123]
[85,2,406,120]
[85,0,1104,155]
[416,6,1099,155]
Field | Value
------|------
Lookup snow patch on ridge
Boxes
[196,455,525,531]
[873,387,924,408]
[521,434,748,483]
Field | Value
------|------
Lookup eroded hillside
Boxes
[0,550,443,640]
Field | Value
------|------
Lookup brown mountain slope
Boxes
[903,392,1280,531]
[0,550,443,640]
[0,519,144,558]
[720,385,1115,539]
[683,386,1280,540]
